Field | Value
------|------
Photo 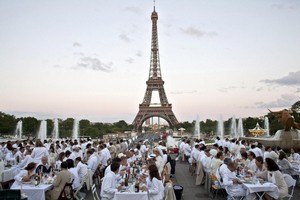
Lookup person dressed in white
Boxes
[152,148,163,174]
[86,150,98,173]
[142,164,164,200]
[13,162,36,183]
[31,140,49,163]
[290,147,300,162]
[246,151,257,173]
[100,162,122,200]
[222,162,248,199]
[18,149,34,169]
[75,157,88,180]
[264,146,279,163]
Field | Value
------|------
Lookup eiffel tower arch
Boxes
[132,6,179,131]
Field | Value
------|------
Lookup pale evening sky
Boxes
[0,0,300,123]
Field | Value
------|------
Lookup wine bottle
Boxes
[124,174,128,187]
[134,181,139,193]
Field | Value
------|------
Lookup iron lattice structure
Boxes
[132,7,179,131]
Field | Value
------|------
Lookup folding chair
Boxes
[91,184,100,200]
[283,173,296,200]
[210,174,226,199]
[58,179,74,200]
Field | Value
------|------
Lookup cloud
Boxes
[125,57,134,64]
[218,86,245,93]
[180,27,218,38]
[136,51,142,57]
[254,94,300,108]
[52,65,62,68]
[73,56,112,72]
[256,87,264,92]
[73,42,81,47]
[119,33,131,43]
[271,3,299,10]
[170,90,197,95]
[73,52,85,56]
[296,88,300,93]
[124,6,142,15]
[260,71,300,86]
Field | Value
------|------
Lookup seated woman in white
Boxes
[257,158,288,200]
[66,159,80,190]
[142,164,164,200]
[14,162,36,183]
[18,149,34,169]
[290,147,300,162]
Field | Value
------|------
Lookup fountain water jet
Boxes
[73,119,79,139]
[38,120,47,142]
[53,118,59,140]
[217,116,224,140]
[194,115,200,139]
[237,118,244,137]
[230,116,237,138]
[15,120,23,139]
[264,117,270,137]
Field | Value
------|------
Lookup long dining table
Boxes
[242,182,278,200]
[10,181,53,200]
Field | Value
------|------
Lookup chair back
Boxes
[283,174,296,187]
[283,173,296,200]
[58,179,74,200]
[91,184,100,200]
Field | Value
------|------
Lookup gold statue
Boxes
[268,109,300,131]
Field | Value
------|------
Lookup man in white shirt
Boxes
[100,162,122,200]
[264,146,279,163]
[75,157,88,180]
[246,151,257,173]
[222,162,247,198]
[87,150,98,173]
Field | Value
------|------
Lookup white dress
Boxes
[31,147,49,163]
[147,177,164,200]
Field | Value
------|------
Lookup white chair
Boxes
[283,174,296,200]
[91,184,100,200]
[74,172,89,200]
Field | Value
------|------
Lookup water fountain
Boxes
[52,118,59,140]
[72,119,79,139]
[240,109,300,150]
[217,116,224,139]
[15,120,23,139]
[194,115,200,139]
[237,118,244,137]
[230,116,237,138]
[38,120,47,142]
[264,116,270,137]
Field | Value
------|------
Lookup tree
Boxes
[0,112,17,135]
[22,117,39,137]
[292,101,300,113]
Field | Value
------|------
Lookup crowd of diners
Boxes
[179,136,299,200]
[0,138,175,200]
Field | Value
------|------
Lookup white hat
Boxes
[209,149,218,157]
[118,153,125,158]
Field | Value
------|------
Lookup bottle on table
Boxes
[124,173,129,187]
[134,181,139,193]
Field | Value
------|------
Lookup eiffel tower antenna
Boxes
[132,4,179,131]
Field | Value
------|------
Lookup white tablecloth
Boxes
[114,191,149,200]
[1,166,20,182]
[243,182,279,199]
[11,182,53,200]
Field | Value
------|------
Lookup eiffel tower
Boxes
[132,6,179,131]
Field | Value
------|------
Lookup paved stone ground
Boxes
[173,161,300,200]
